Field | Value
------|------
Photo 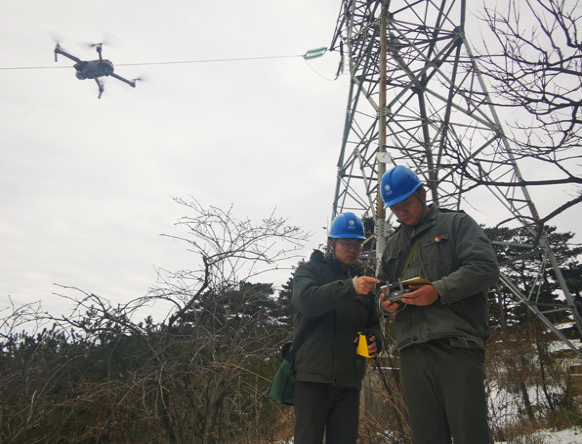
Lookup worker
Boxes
[292,212,383,444]
[378,165,499,444]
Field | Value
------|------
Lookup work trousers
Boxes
[400,339,491,444]
[293,381,360,444]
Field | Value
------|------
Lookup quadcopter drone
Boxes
[54,43,137,98]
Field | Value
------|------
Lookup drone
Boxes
[54,43,137,98]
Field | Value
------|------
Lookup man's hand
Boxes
[380,284,438,311]
[352,276,380,295]
[367,335,378,358]
[380,293,400,313]
[402,284,439,306]
[353,334,378,358]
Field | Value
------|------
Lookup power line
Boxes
[0,65,69,70]
[118,54,303,67]
[0,52,317,71]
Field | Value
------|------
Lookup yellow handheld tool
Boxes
[356,332,371,358]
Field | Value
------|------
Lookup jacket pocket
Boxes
[423,232,449,247]
[420,232,455,277]
[381,247,404,281]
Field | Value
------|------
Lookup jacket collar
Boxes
[401,204,439,238]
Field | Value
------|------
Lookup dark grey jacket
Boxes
[378,206,499,351]
[292,250,383,389]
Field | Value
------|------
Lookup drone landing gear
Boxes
[95,78,104,99]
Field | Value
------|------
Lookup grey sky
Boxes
[1,0,348,318]
[1,1,580,322]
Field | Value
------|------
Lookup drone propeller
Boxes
[130,76,148,88]
[84,35,117,51]
[51,33,64,62]
[88,42,104,60]
[50,31,64,46]
[84,36,108,46]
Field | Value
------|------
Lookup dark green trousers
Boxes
[400,339,491,444]
[293,381,360,444]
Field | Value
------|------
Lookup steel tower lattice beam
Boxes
[329,0,582,357]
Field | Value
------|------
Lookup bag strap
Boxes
[400,209,442,278]
[400,237,422,278]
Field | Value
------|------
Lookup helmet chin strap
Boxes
[415,189,431,226]
[327,238,337,257]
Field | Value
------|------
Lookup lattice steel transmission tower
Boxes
[329,0,582,356]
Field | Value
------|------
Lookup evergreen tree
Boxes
[485,225,582,328]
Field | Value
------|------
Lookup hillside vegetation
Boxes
[1,203,581,443]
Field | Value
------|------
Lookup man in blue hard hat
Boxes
[378,165,499,444]
[292,212,383,444]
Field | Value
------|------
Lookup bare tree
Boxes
[474,0,582,222]
[0,200,307,443]
[151,197,307,329]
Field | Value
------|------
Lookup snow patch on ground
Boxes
[495,427,582,444]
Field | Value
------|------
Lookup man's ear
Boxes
[328,238,334,251]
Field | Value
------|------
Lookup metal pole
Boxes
[376,1,388,271]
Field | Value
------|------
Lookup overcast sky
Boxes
[1,1,580,324]
[0,0,351,319]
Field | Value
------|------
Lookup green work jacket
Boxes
[292,250,382,389]
[378,205,499,351]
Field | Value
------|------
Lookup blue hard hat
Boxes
[380,166,423,208]
[329,212,366,239]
